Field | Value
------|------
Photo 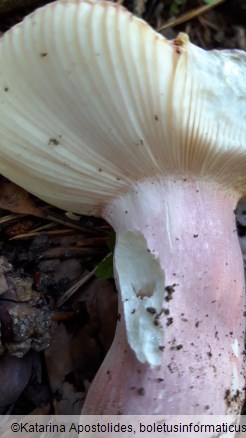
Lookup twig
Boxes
[157,0,225,32]
[57,252,112,307]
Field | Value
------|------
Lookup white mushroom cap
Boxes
[0,0,246,215]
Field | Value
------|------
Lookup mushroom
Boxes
[0,0,245,416]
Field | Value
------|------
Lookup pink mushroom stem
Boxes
[83,177,245,415]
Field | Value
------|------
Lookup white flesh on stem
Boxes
[82,178,245,414]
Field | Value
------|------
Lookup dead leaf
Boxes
[0,182,44,217]
[45,323,84,414]
[0,353,32,408]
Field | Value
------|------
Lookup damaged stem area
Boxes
[83,177,245,415]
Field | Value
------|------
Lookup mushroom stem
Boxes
[83,177,245,415]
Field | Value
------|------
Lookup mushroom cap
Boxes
[0,0,246,215]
